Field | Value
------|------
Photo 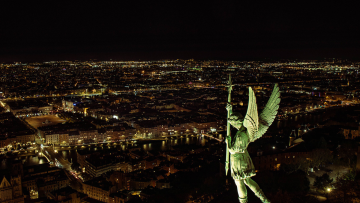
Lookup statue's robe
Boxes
[228,127,255,180]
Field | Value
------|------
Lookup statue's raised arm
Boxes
[244,84,280,143]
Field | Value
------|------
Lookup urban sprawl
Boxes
[1,59,360,202]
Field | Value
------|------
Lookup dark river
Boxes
[60,111,326,164]
[275,111,324,129]
[0,155,48,170]
[60,136,209,163]
[26,106,357,165]
[59,112,324,162]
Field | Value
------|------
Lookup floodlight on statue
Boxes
[225,74,280,203]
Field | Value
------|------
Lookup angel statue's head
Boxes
[228,112,244,130]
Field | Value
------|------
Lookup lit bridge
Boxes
[201,133,224,142]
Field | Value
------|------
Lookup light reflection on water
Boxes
[19,156,49,167]
[57,107,360,164]
[161,141,166,151]
[60,111,328,163]
[201,137,206,146]
[9,112,327,167]
[60,136,206,162]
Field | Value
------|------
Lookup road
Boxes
[44,146,83,190]
[28,115,84,186]
[35,136,84,191]
[44,146,71,170]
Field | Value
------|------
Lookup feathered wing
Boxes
[243,86,259,142]
[250,83,281,142]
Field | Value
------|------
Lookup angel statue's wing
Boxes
[251,83,281,142]
[243,86,259,141]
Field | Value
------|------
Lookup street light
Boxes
[327,188,331,192]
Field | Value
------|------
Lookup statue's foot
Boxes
[239,197,248,203]
[255,190,270,203]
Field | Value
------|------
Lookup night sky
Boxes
[1,1,359,62]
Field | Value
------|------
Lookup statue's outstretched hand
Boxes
[226,103,232,112]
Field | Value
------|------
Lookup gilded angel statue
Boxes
[225,83,280,203]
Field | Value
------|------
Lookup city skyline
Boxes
[0,57,359,202]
